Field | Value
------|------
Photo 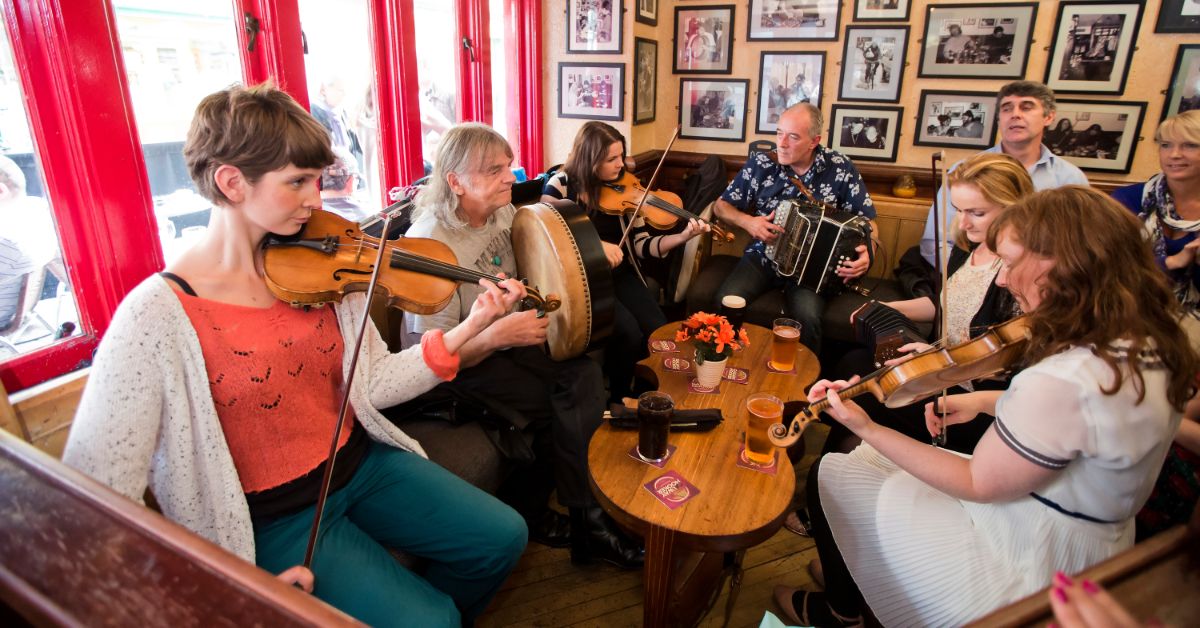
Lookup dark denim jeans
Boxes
[714,256,826,354]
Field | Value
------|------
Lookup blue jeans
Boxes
[254,441,527,627]
[714,256,826,354]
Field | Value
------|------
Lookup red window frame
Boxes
[0,0,541,392]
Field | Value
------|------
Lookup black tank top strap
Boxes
[158,271,198,297]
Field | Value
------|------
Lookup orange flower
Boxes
[677,311,749,360]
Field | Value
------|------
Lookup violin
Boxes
[261,208,560,316]
[597,171,735,242]
[768,316,1029,447]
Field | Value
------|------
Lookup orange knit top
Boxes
[177,295,353,494]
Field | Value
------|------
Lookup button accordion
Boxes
[763,197,872,296]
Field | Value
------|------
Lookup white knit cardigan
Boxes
[63,275,441,562]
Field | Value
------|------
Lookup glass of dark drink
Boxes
[720,295,746,340]
[636,391,673,462]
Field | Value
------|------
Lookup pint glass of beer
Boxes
[744,392,782,464]
[769,318,802,371]
[719,295,746,339]
[636,391,673,462]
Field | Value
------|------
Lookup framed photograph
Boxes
[918,3,1037,80]
[558,63,624,121]
[1164,45,1200,122]
[636,0,658,26]
[1155,0,1200,34]
[854,0,911,22]
[673,5,735,74]
[633,37,658,124]
[567,0,623,54]
[756,51,825,134]
[914,90,997,149]
[747,0,841,42]
[1045,2,1143,95]
[679,78,749,141]
[1044,99,1147,173]
[828,105,902,162]
[838,26,908,103]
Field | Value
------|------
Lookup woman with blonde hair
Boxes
[777,186,1199,627]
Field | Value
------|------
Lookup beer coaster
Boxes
[644,470,700,510]
[765,359,796,375]
[735,445,778,475]
[627,444,676,468]
[688,378,721,394]
[649,339,678,353]
[722,366,750,384]
[662,356,692,372]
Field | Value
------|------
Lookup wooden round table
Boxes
[587,322,820,628]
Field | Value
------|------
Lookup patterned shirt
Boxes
[720,146,875,269]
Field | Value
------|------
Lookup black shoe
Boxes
[569,506,645,570]
[525,509,572,548]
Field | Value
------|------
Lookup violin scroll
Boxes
[768,405,819,448]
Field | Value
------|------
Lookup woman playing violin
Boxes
[541,121,709,402]
[774,186,1199,627]
[62,84,527,627]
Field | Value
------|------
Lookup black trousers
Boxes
[607,264,667,401]
[390,345,606,511]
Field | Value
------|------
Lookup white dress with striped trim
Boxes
[817,344,1180,626]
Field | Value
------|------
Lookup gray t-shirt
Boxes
[404,203,518,343]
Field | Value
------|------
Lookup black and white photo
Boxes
[680,78,749,141]
[558,62,624,121]
[673,5,735,74]
[1044,99,1147,173]
[1045,2,1142,94]
[1164,45,1200,121]
[1155,0,1200,34]
[914,90,997,149]
[747,0,841,42]
[828,104,902,162]
[854,0,910,22]
[634,37,658,124]
[567,0,623,54]
[918,3,1037,79]
[756,51,825,134]
[636,0,658,26]
[838,26,907,103]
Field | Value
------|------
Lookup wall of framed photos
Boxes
[542,0,1195,182]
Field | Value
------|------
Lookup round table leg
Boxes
[643,524,676,628]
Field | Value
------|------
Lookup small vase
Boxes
[694,350,727,391]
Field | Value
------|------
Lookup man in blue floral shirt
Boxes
[713,103,876,353]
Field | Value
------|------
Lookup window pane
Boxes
[0,19,81,359]
[489,0,512,152]
[113,0,242,265]
[299,0,378,216]
[414,0,461,173]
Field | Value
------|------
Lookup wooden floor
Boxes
[478,424,831,628]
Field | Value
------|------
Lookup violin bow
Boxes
[617,125,681,249]
[301,206,399,571]
[934,151,950,448]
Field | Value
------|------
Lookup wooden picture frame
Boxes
[1164,45,1200,122]
[567,0,623,54]
[828,104,903,162]
[1155,0,1200,34]
[673,5,736,74]
[1044,99,1147,173]
[1044,1,1143,95]
[558,62,625,121]
[837,26,908,103]
[854,0,911,22]
[636,0,658,26]
[913,89,997,149]
[633,37,658,124]
[679,78,749,142]
[917,3,1037,80]
[746,0,841,42]
[756,51,825,134]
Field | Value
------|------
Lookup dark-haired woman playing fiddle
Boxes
[542,121,708,402]
[63,83,526,627]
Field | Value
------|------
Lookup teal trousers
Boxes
[254,441,527,627]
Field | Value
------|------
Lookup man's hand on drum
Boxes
[836,244,871,281]
[745,211,784,244]
[808,376,873,435]
[601,241,625,268]
[491,309,550,350]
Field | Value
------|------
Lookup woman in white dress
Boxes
[774,186,1199,626]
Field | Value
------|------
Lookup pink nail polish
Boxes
[1053,587,1069,603]
[1082,579,1099,595]
[1053,571,1074,587]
